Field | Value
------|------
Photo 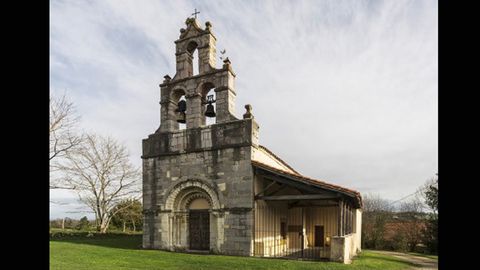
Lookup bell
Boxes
[176,111,186,123]
[176,100,187,123]
[176,100,187,112]
[205,103,216,117]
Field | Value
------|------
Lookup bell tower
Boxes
[158,18,238,132]
[143,17,259,255]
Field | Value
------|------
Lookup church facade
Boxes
[142,18,362,263]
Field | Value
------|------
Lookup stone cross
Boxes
[191,9,200,19]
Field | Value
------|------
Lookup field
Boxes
[50,233,418,270]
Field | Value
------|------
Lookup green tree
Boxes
[64,217,75,229]
[421,174,438,254]
[111,199,143,232]
[76,216,90,230]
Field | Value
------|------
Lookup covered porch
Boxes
[252,161,362,263]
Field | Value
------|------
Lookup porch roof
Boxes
[252,160,363,208]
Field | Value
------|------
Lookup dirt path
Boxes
[372,250,438,270]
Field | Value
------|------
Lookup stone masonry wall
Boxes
[142,118,259,255]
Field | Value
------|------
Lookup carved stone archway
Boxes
[165,179,221,211]
[162,179,224,252]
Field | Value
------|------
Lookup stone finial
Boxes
[180,28,186,34]
[163,75,172,83]
[205,21,212,30]
[185,17,195,25]
[222,57,235,76]
[222,57,232,70]
[243,104,253,119]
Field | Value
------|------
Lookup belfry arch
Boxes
[200,82,216,125]
[186,41,200,76]
[170,88,187,130]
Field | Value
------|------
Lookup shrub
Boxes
[49,230,141,240]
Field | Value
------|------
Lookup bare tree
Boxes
[57,133,140,233]
[362,193,394,249]
[50,93,83,189]
[363,193,395,212]
[397,198,425,252]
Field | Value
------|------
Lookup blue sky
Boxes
[50,0,438,219]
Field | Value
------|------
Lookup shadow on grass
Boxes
[360,251,421,268]
[50,234,143,250]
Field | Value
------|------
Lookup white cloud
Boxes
[50,0,437,218]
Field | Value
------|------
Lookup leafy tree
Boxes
[50,219,62,229]
[63,217,78,229]
[111,199,143,232]
[77,216,90,230]
[421,174,438,254]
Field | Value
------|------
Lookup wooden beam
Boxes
[254,179,278,197]
[256,194,340,201]
[265,183,287,196]
[288,200,339,208]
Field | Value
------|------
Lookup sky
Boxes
[50,0,438,219]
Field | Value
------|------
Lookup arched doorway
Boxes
[164,180,222,252]
[188,197,210,250]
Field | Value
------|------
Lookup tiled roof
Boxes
[251,160,363,208]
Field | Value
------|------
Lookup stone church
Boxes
[142,17,362,263]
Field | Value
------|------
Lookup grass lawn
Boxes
[50,234,416,270]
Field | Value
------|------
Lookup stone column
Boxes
[211,210,225,253]
[158,212,171,250]
[198,46,214,74]
[215,60,236,123]
[180,212,188,248]
[186,93,203,128]
[175,52,193,79]
[159,99,179,132]
[215,86,236,123]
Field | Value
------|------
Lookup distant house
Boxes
[383,212,427,251]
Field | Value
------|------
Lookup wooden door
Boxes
[189,210,210,250]
[314,225,324,247]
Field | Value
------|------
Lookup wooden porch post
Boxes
[345,203,349,235]
[338,199,344,236]
[342,201,346,236]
